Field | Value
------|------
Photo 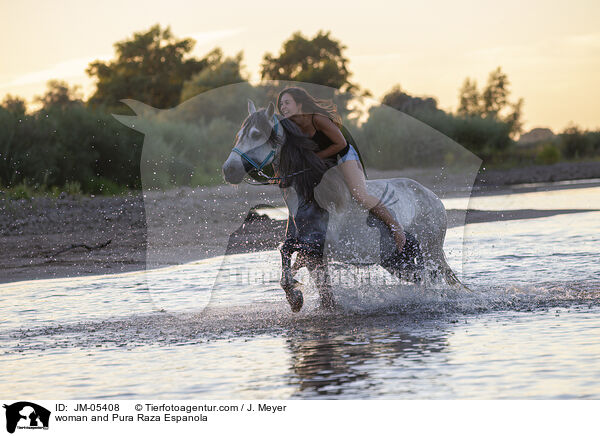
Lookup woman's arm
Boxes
[312,114,347,159]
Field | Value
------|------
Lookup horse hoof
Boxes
[284,281,304,312]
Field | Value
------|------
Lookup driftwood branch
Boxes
[46,239,112,258]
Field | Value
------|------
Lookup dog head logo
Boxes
[3,402,50,433]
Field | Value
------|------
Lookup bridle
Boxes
[232,114,309,185]
[232,144,276,181]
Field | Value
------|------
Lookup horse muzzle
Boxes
[222,157,246,184]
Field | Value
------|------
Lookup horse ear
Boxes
[247,99,257,114]
[266,102,275,119]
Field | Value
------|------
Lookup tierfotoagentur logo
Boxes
[3,402,50,433]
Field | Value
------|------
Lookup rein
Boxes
[241,168,312,186]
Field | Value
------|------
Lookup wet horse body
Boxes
[223,101,457,312]
[279,174,426,312]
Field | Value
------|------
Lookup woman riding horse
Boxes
[277,87,407,254]
[224,100,456,312]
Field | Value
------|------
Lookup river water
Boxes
[1,184,599,399]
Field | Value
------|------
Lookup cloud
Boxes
[563,32,600,48]
[352,53,405,61]
[464,32,600,63]
[188,28,245,47]
[0,54,111,89]
[0,28,246,90]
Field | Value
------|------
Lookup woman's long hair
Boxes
[277,117,330,203]
[276,86,342,128]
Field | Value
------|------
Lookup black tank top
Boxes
[310,114,367,177]
[311,114,350,157]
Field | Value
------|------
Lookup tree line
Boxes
[1,24,598,196]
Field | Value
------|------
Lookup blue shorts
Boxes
[337,144,361,164]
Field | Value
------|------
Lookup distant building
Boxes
[518,127,555,145]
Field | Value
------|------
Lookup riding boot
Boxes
[369,201,406,253]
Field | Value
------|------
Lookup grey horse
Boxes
[222,100,461,312]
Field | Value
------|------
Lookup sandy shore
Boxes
[2,161,599,284]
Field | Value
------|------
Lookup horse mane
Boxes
[240,109,339,204]
[277,117,333,203]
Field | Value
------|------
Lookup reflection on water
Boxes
[287,320,449,398]
[1,186,600,399]
[3,305,599,399]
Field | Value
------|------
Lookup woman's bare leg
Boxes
[339,160,406,251]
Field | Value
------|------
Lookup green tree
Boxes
[457,67,523,137]
[178,48,261,123]
[34,80,83,110]
[382,85,440,115]
[1,94,27,115]
[457,78,481,117]
[481,67,509,119]
[86,24,206,111]
[260,30,368,116]
[560,124,595,159]
[503,97,524,138]
[180,48,246,99]
[375,83,514,159]
[260,31,354,90]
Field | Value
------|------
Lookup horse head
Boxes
[222,99,283,184]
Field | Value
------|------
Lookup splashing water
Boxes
[1,185,599,399]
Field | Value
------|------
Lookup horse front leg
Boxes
[291,252,310,275]
[280,239,304,312]
[305,253,335,311]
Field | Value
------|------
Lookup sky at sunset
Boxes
[1,0,599,132]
